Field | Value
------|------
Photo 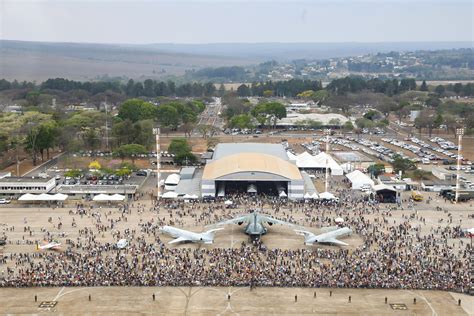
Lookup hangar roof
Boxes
[211,143,289,161]
[203,153,302,180]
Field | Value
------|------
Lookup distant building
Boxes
[421,180,456,192]
[0,177,56,195]
[277,113,348,127]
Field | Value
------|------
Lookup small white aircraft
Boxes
[159,225,223,244]
[116,239,128,249]
[37,241,61,251]
[295,227,352,246]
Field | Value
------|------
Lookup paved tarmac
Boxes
[0,286,471,315]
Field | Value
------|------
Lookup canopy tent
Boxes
[247,184,257,193]
[373,183,397,203]
[164,174,180,191]
[93,193,125,201]
[311,192,319,199]
[279,190,287,198]
[346,170,374,190]
[162,191,178,199]
[290,151,343,176]
[19,193,68,201]
[224,200,233,205]
[286,151,298,162]
[318,191,337,200]
[182,194,198,200]
[303,192,312,199]
[313,152,344,176]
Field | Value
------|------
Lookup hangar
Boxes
[201,143,305,200]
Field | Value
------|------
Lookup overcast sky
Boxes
[1,0,472,44]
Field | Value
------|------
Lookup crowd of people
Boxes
[0,191,471,294]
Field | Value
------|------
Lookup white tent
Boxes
[224,200,233,205]
[311,192,319,199]
[164,174,180,191]
[162,191,178,199]
[18,193,38,201]
[373,183,396,192]
[318,191,336,200]
[279,190,287,198]
[304,192,312,199]
[247,184,257,193]
[286,151,298,162]
[292,151,343,176]
[93,194,125,201]
[183,194,198,200]
[313,152,344,176]
[346,170,374,189]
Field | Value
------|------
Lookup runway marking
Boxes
[407,290,438,316]
[54,287,90,301]
[52,286,65,301]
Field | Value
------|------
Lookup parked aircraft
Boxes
[213,210,296,238]
[37,241,61,251]
[159,226,223,244]
[295,227,352,246]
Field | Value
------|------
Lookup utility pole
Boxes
[153,128,161,200]
[455,127,464,203]
[104,101,109,150]
[324,129,331,192]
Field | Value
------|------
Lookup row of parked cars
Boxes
[430,137,457,150]
[74,151,163,159]
[381,138,442,164]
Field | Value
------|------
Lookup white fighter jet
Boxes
[159,226,223,244]
[37,240,61,251]
[295,227,352,246]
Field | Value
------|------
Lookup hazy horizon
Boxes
[1,0,472,44]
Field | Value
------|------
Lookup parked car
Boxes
[0,199,11,204]
[136,170,148,176]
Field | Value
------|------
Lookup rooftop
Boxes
[203,153,302,180]
[211,143,288,161]
[0,177,54,183]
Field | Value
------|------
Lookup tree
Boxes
[435,85,445,96]
[420,80,428,91]
[114,144,147,164]
[263,90,273,97]
[229,114,254,129]
[251,102,286,128]
[367,164,385,177]
[391,154,416,174]
[83,128,100,151]
[168,138,196,165]
[118,99,157,122]
[343,121,354,131]
[157,104,179,130]
[88,160,101,170]
[237,84,251,97]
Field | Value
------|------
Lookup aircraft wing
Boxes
[213,215,250,226]
[322,238,348,246]
[260,214,296,227]
[168,236,190,244]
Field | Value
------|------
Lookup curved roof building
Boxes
[201,143,304,199]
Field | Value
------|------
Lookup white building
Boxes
[0,177,56,195]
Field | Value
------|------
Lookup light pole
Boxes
[153,128,161,200]
[455,128,464,203]
[324,129,331,193]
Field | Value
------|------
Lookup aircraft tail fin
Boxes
[294,230,315,243]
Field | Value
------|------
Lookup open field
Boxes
[0,286,471,315]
